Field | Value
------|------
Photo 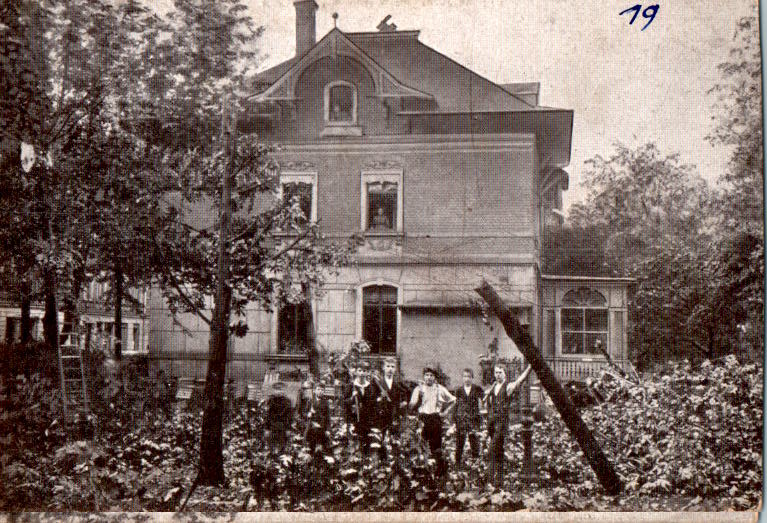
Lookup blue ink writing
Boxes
[620,4,659,31]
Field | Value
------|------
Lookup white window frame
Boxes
[360,169,403,233]
[279,171,318,224]
[324,80,358,126]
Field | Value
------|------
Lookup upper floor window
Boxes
[361,170,403,233]
[324,81,357,125]
[279,172,318,225]
[561,288,608,355]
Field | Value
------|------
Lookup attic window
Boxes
[322,81,361,136]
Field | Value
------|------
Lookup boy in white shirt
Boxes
[409,366,456,476]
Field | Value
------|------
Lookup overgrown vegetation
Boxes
[1,356,760,511]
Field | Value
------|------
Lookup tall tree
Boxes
[147,0,354,485]
[570,143,721,367]
[706,14,764,359]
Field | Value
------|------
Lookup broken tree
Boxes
[475,279,623,495]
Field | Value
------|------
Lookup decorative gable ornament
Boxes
[254,28,433,103]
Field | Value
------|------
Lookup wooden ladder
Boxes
[57,325,90,424]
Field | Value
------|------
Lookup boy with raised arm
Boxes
[484,363,533,489]
[409,366,456,476]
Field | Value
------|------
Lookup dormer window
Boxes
[322,81,362,136]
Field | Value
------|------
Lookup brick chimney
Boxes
[294,0,318,56]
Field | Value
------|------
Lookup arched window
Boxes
[362,285,397,354]
[561,288,608,355]
[324,81,357,125]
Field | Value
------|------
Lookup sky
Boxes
[240,0,758,212]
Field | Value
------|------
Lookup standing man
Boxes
[375,357,407,460]
[484,363,532,489]
[409,367,456,476]
[453,368,483,468]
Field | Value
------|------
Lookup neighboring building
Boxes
[0,277,149,357]
[148,1,633,387]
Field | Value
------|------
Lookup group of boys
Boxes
[264,358,532,489]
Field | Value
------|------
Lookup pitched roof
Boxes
[252,29,541,112]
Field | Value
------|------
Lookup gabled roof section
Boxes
[253,28,434,102]
[347,31,536,112]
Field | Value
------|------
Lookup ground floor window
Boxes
[561,288,608,355]
[362,285,397,354]
[278,302,312,354]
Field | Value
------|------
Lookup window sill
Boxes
[321,125,362,137]
[362,229,402,237]
[265,353,309,362]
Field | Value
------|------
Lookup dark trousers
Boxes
[357,422,372,456]
[455,424,479,465]
[488,419,507,488]
[420,413,446,476]
[269,428,288,455]
[306,428,329,456]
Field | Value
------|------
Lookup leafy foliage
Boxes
[1,357,760,511]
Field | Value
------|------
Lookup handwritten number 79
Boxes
[620,4,659,31]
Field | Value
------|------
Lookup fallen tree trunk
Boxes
[475,279,623,495]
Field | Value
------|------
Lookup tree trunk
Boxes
[19,282,31,345]
[198,97,234,486]
[475,279,623,495]
[114,257,123,362]
[42,268,59,386]
[303,283,320,378]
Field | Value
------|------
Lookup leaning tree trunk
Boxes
[475,279,623,495]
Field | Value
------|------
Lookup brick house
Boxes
[148,1,633,388]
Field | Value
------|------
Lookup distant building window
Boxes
[278,302,312,354]
[324,81,357,124]
[280,172,317,225]
[561,288,608,355]
[362,285,397,354]
[133,323,140,353]
[360,171,403,233]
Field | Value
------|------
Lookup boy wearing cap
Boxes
[409,366,456,475]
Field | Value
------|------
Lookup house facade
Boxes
[1,279,149,356]
[148,1,632,387]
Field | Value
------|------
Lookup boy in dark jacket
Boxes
[375,357,407,460]
[305,380,331,457]
[349,361,379,457]
[266,381,293,455]
[453,368,483,467]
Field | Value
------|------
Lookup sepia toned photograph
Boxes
[0,0,762,516]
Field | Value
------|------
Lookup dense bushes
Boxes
[0,357,761,511]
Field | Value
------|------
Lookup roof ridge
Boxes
[412,39,536,110]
